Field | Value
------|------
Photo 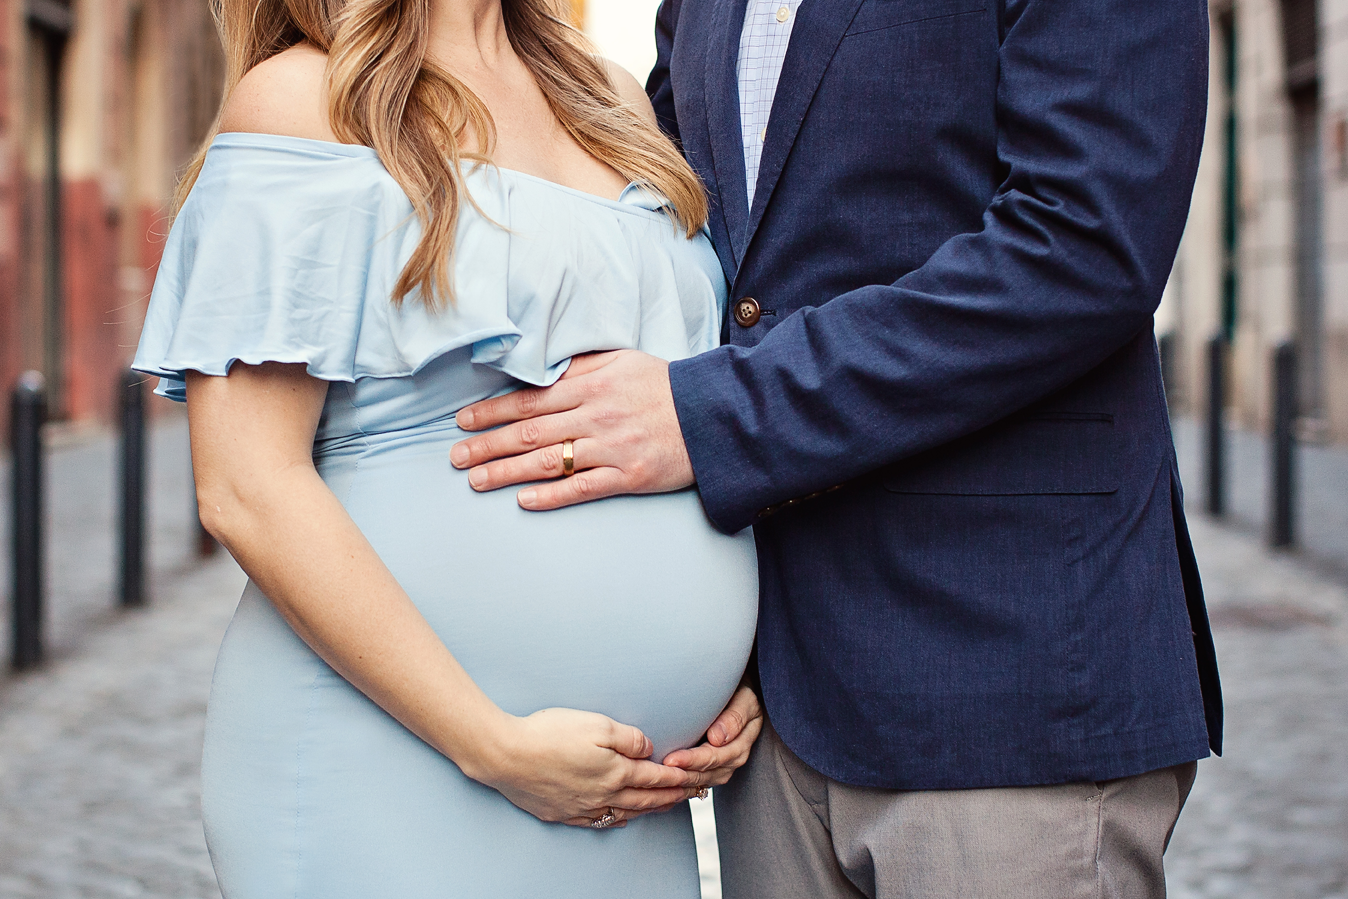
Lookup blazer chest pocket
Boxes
[882,413,1121,496]
[844,0,989,36]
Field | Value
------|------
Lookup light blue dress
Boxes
[133,133,759,898]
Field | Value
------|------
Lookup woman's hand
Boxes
[472,708,698,827]
[640,685,764,815]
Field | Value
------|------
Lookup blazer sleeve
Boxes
[668,0,1210,534]
[646,0,683,143]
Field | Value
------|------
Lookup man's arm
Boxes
[669,0,1210,531]
[451,0,1208,531]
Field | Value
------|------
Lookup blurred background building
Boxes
[0,0,1342,456]
[0,0,645,439]
[0,0,223,432]
[1162,0,1348,447]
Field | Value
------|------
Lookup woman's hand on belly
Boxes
[185,364,700,830]
[477,708,707,827]
[661,684,763,784]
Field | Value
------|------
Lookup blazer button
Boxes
[734,297,762,328]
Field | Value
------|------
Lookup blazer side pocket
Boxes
[844,0,989,36]
[882,413,1121,496]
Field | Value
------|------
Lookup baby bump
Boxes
[334,434,759,758]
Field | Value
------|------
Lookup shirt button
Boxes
[734,297,763,328]
[776,6,791,23]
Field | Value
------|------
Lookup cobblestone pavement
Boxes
[1,419,1344,898]
[0,551,241,898]
[1167,514,1348,899]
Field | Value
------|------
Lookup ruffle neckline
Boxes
[133,133,725,402]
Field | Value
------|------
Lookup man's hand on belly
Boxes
[450,350,694,510]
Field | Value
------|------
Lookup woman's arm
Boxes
[187,362,697,825]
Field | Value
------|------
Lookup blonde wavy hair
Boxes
[178,0,709,307]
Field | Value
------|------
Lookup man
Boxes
[450,0,1222,894]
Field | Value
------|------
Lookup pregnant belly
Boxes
[329,433,759,759]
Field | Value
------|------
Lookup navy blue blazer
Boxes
[650,0,1223,789]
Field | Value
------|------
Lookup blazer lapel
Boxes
[744,0,865,252]
[704,0,751,266]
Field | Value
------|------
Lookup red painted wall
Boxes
[61,177,121,423]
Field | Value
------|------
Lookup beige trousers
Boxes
[716,720,1197,899]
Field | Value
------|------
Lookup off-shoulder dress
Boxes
[133,133,759,898]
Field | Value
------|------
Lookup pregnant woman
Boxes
[132,0,760,895]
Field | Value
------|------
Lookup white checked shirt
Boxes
[738,0,805,209]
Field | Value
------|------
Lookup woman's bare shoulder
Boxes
[219,45,341,143]
[601,59,658,128]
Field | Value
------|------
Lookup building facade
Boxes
[1163,0,1348,446]
[0,0,613,435]
[0,0,223,432]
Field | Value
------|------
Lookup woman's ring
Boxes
[562,439,575,477]
[590,810,618,829]
[694,787,710,801]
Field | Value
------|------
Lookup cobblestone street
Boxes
[1168,515,1348,899]
[0,551,239,898]
[0,422,1345,897]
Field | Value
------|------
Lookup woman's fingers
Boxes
[563,807,629,829]
[618,757,696,792]
[601,721,655,761]
[608,785,694,811]
[664,726,758,775]
[663,686,764,771]
[709,685,761,746]
[609,782,717,818]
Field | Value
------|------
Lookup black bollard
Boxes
[119,370,147,607]
[1270,342,1298,548]
[1205,335,1226,517]
[10,372,46,671]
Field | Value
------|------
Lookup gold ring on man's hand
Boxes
[562,439,575,477]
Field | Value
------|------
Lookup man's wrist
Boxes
[668,349,759,533]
